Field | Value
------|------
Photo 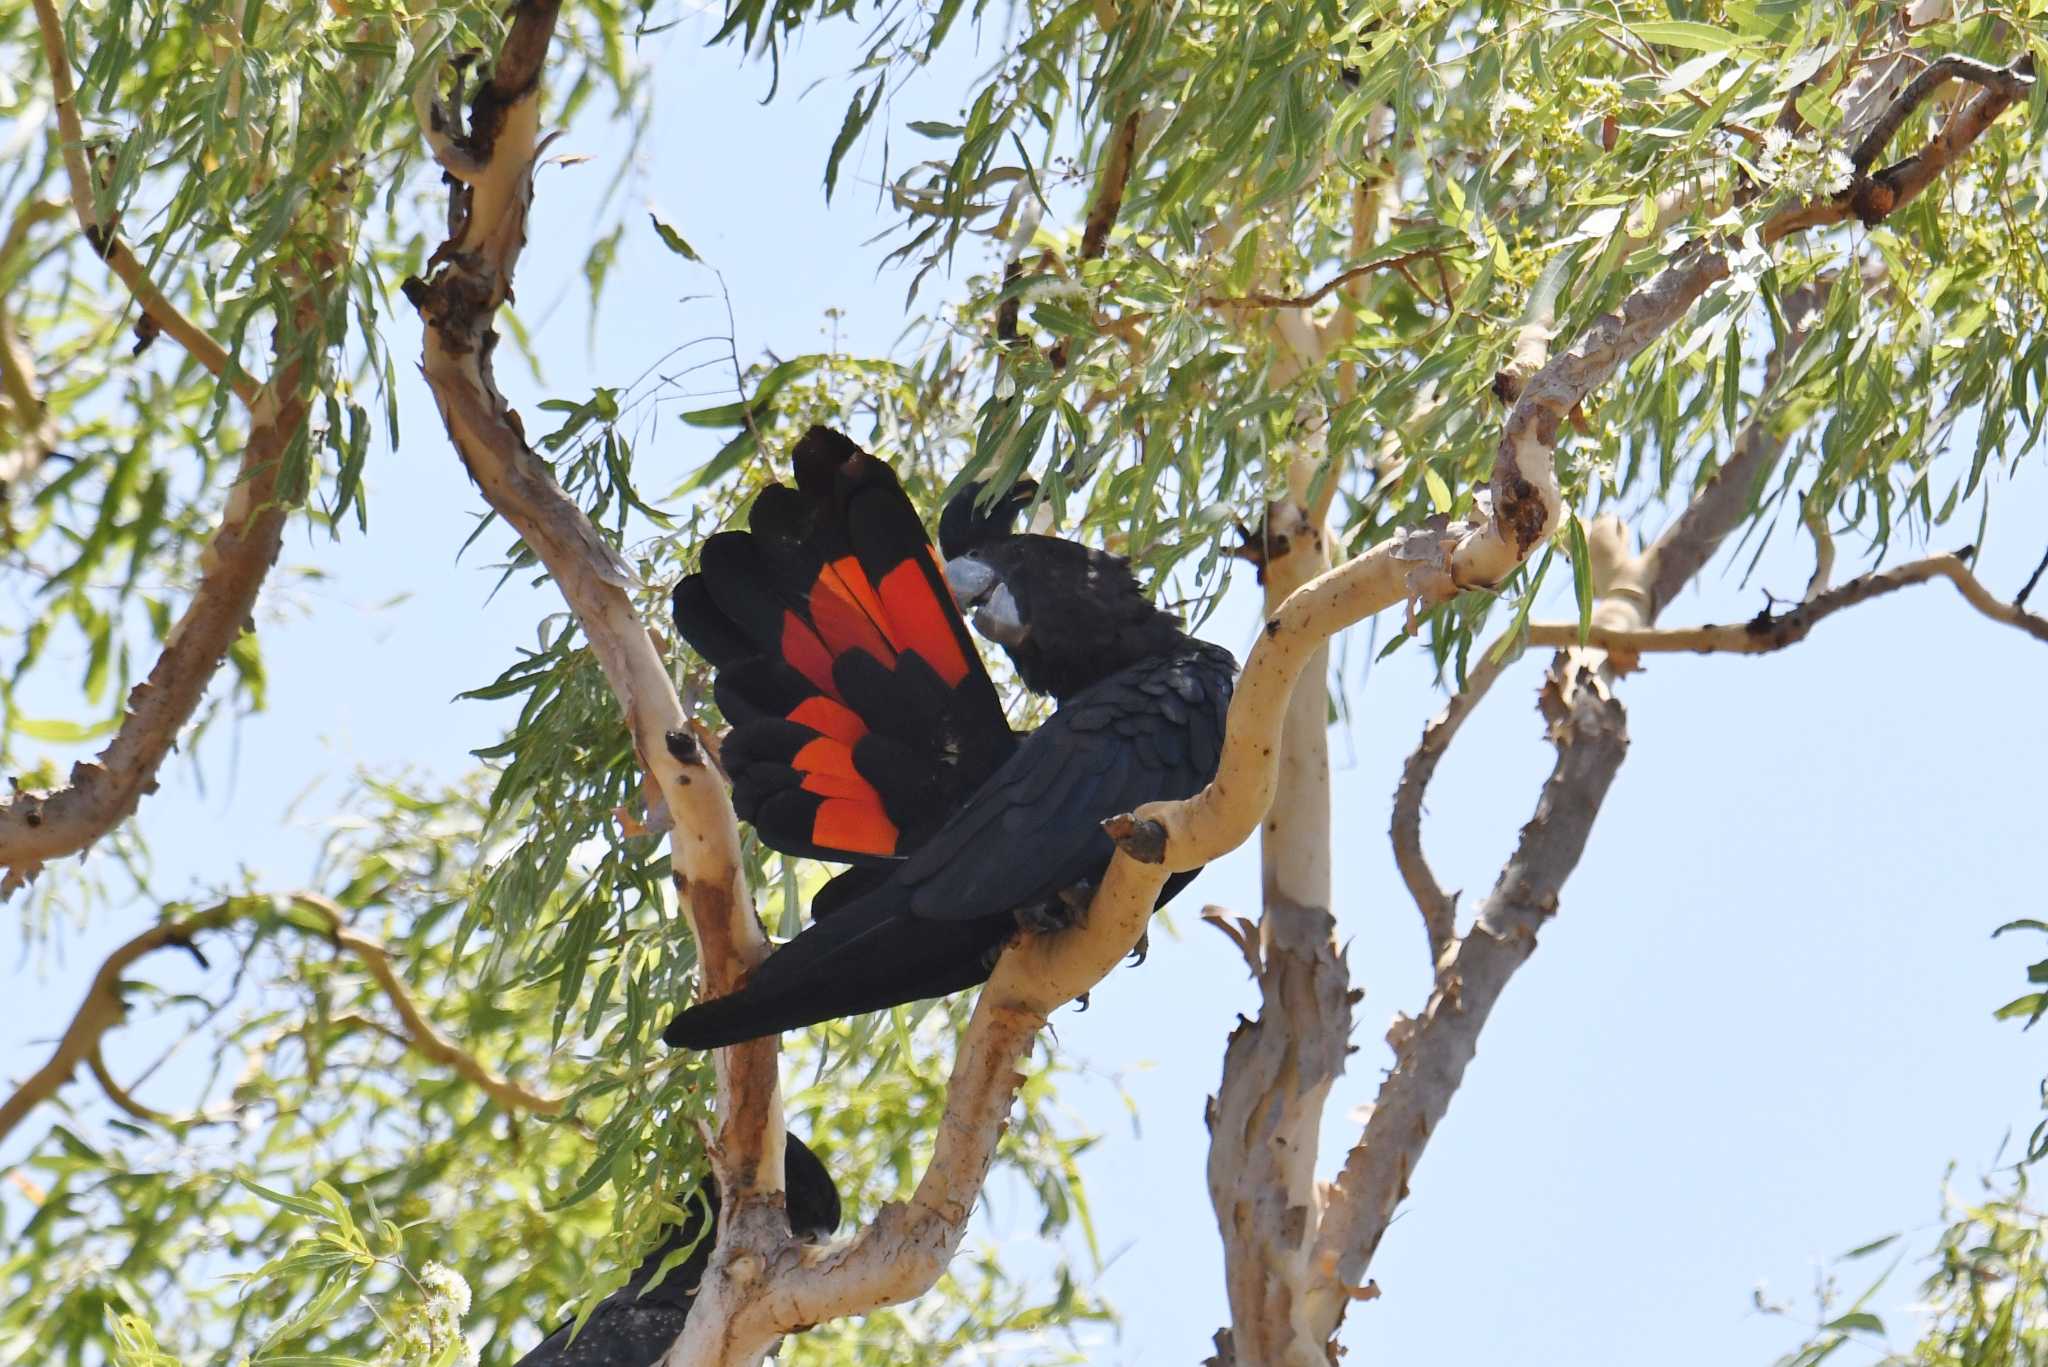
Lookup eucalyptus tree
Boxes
[3,0,2048,1363]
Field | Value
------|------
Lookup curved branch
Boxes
[29,0,257,408]
[288,893,566,1116]
[1389,634,1518,967]
[0,379,307,895]
[0,905,233,1146]
[1850,54,2028,173]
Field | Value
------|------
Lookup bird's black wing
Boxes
[895,643,1233,922]
[662,646,1233,1049]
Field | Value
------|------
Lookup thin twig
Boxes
[1851,54,2030,172]
[1527,551,2048,656]
[2016,541,2048,610]
[29,0,259,408]
[1202,247,1453,311]
[1389,634,1519,967]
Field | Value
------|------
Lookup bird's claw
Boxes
[1014,880,1098,936]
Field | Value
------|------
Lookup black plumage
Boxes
[663,430,1236,1050]
[513,1136,840,1367]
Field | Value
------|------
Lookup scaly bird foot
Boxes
[1014,879,1098,936]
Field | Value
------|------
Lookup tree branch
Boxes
[290,892,565,1116]
[399,0,787,1311]
[29,0,258,408]
[0,375,308,895]
[0,2,397,890]
[1048,109,1140,370]
[1849,53,2029,173]
[0,894,564,1150]
[1642,278,1831,616]
[1768,53,2033,238]
[1389,633,1518,968]
[0,905,233,1146]
[1527,550,2048,656]
[1201,247,1453,312]
[1313,658,1630,1303]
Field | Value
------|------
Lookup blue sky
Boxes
[8,10,2048,1365]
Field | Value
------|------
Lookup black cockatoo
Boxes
[514,1135,840,1367]
[662,426,1235,1049]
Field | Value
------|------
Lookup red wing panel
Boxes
[787,695,868,747]
[673,426,1016,868]
[876,557,971,686]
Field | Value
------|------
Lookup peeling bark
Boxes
[1206,484,1351,1366]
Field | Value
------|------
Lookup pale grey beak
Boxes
[944,555,997,607]
[944,556,1027,646]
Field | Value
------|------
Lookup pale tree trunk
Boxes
[1205,455,1350,1367]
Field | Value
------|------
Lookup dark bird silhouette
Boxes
[514,1135,840,1366]
[663,427,1235,1050]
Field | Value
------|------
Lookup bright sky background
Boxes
[8,11,2048,1366]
